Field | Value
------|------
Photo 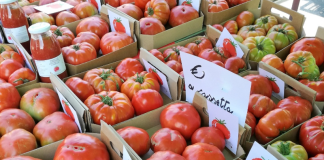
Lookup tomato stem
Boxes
[194,40,202,45]
[261,16,269,24]
[72,44,80,51]
[0,46,5,53]
[249,26,256,31]
[164,53,172,62]
[13,78,29,83]
[214,47,228,59]
[135,73,144,84]
[54,28,62,37]
[147,7,154,16]
[291,57,314,79]
[99,95,113,106]
[238,67,246,73]
[185,0,192,4]
[100,70,112,80]
[321,121,324,130]
[278,141,291,155]
[277,28,287,34]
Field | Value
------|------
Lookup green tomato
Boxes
[267,23,298,51]
[271,141,308,160]
[242,36,276,62]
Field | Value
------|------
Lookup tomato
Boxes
[29,12,55,25]
[84,91,134,125]
[245,112,256,136]
[268,77,280,93]
[223,38,237,57]
[139,17,165,35]
[237,25,266,40]
[132,89,163,115]
[236,11,255,28]
[72,2,98,19]
[227,0,250,7]
[72,32,100,52]
[321,72,324,80]
[267,23,298,51]
[115,58,144,81]
[290,38,324,66]
[224,57,246,74]
[8,68,36,86]
[105,0,120,7]
[0,79,5,83]
[120,0,134,5]
[0,59,23,81]
[191,127,226,151]
[169,5,199,27]
[149,68,163,84]
[151,128,186,154]
[261,54,285,73]
[248,94,276,118]
[300,79,324,101]
[20,88,60,121]
[185,37,213,56]
[100,32,134,55]
[135,0,150,11]
[0,129,37,158]
[0,51,25,66]
[3,156,41,160]
[83,68,123,93]
[198,48,227,63]
[39,0,58,5]
[76,16,110,39]
[148,151,186,160]
[65,77,95,102]
[160,102,201,140]
[50,25,75,48]
[22,5,38,16]
[149,49,164,62]
[0,44,13,53]
[182,143,225,160]
[165,0,177,8]
[62,42,97,65]
[0,83,20,112]
[117,4,143,20]
[55,11,80,26]
[54,133,110,160]
[309,154,324,160]
[223,20,238,34]
[62,100,75,121]
[255,109,294,144]
[254,15,278,32]
[243,36,276,62]
[212,24,224,32]
[284,51,320,79]
[165,60,183,73]
[66,0,82,7]
[163,46,193,63]
[271,141,308,160]
[232,34,244,43]
[144,0,170,25]
[243,74,273,98]
[208,0,229,13]
[212,60,225,68]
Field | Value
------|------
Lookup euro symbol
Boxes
[190,65,205,79]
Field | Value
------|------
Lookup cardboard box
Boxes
[112,92,246,160]
[240,62,321,153]
[201,0,260,25]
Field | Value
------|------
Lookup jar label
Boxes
[3,26,29,43]
[34,53,66,77]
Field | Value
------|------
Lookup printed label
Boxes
[34,53,66,77]
[3,26,29,43]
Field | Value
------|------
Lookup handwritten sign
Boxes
[181,51,251,126]
[34,1,73,15]
[216,28,245,58]
[259,68,285,99]
[246,142,278,160]
[178,0,201,12]
[108,10,131,37]
[10,34,33,71]
[123,145,132,160]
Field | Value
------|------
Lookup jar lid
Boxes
[0,0,18,4]
[28,22,51,34]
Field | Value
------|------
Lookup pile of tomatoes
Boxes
[207,0,251,13]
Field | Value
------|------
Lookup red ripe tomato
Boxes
[8,68,36,86]
[120,0,134,5]
[72,32,100,52]
[132,89,163,115]
[212,24,224,32]
[76,16,109,39]
[163,46,193,63]
[160,102,201,140]
[29,12,55,25]
[165,0,177,9]
[0,129,37,159]
[117,126,150,156]
[0,83,21,112]
[191,127,226,151]
[236,11,255,29]
[22,5,38,16]
[224,57,246,74]
[0,109,35,137]
[84,91,134,125]
[72,2,98,19]
[309,154,324,160]
[208,0,229,13]
[169,5,199,27]
[139,17,165,35]
[243,74,273,98]
[212,60,225,68]
[134,0,150,11]
[0,51,25,66]
[151,128,186,154]
[261,54,285,73]
[227,0,250,7]
[182,143,225,160]
[245,112,256,136]
[299,79,324,101]
[149,49,164,62]
[105,0,120,7]
[166,60,183,73]
[54,133,110,160]
[3,156,41,160]
[66,0,82,7]
[115,58,144,81]
[290,38,324,66]
[148,151,186,160]
[65,77,95,102]
[33,112,79,146]
[0,59,23,81]
[100,32,134,55]
[50,25,75,48]
[223,20,238,34]
[198,48,223,62]
[144,0,170,25]
[117,4,143,20]
[20,88,60,121]
[39,0,58,5]
[248,94,276,118]
[56,11,80,26]
[185,37,213,56]
[62,42,97,65]
[276,96,312,126]
[320,72,324,80]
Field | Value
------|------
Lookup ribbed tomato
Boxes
[8,68,36,86]
[243,36,276,62]
[149,49,164,62]
[267,23,298,51]
[198,48,229,63]
[245,112,256,136]
[185,37,213,56]
[50,25,75,48]
[72,32,100,52]
[55,11,80,26]
[165,60,182,73]
[100,32,134,55]
[0,51,25,66]
[208,0,229,13]
[151,128,186,154]
[117,4,143,20]
[237,25,266,40]
[224,57,246,74]
[139,17,165,35]
[248,94,276,118]
[62,42,97,65]
[144,0,170,25]
[261,54,285,73]
[254,15,278,32]
[290,38,324,66]
[115,58,144,81]
[65,77,95,102]
[0,59,23,81]
[299,79,324,101]
[72,2,98,19]
[76,17,110,38]
[223,20,238,34]
[163,46,193,63]
[243,74,272,98]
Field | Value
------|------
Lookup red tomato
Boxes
[72,32,100,52]
[290,38,324,66]
[22,5,38,16]
[248,94,276,118]
[29,12,55,25]
[20,88,60,121]
[211,119,230,139]
[117,4,143,20]
[165,0,177,8]
[149,49,164,62]
[236,11,255,28]
[105,0,120,7]
[8,68,36,86]
[185,37,213,56]
[76,16,110,38]
[198,48,224,62]
[208,0,229,13]
[224,57,246,74]
[160,102,201,140]
[320,71,324,80]
[100,32,134,55]
[120,0,134,5]
[261,54,286,73]
[299,79,324,101]
[223,38,237,57]
[223,20,238,34]
[165,60,183,73]
[191,127,226,151]
[182,143,225,160]
[268,77,280,93]
[245,112,256,136]
[62,42,97,65]
[0,59,23,81]
[0,129,37,159]
[117,126,150,156]
[227,0,250,7]
[0,51,25,66]
[144,0,170,25]
[151,128,186,154]
[169,5,199,27]
[54,133,110,160]
[39,0,58,5]
[115,58,144,81]
[33,112,79,146]
[212,24,224,32]
[56,11,80,26]
[3,156,41,160]
[243,74,273,98]
[50,25,75,48]
[148,151,186,160]
[139,17,165,35]
[72,2,98,19]
[309,154,324,160]
[163,46,193,63]
[149,68,163,84]
[65,77,95,102]
[0,83,21,112]
[212,60,225,68]
[135,0,150,11]
[132,89,163,115]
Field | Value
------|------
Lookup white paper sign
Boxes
[108,10,131,36]
[178,0,201,12]
[259,68,285,99]
[122,145,132,160]
[55,87,82,133]
[34,1,74,15]
[246,142,278,160]
[181,51,251,126]
[216,28,245,58]
[207,100,239,154]
[10,34,33,71]
[142,59,172,99]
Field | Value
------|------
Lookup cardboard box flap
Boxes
[17,83,53,95]
[316,26,324,40]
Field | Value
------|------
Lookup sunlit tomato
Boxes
[261,54,285,73]
[224,57,246,74]
[148,151,186,160]
[100,32,134,55]
[139,17,165,35]
[248,94,276,118]
[22,5,38,16]
[0,51,25,66]
[191,127,226,151]
[3,156,41,160]
[151,128,186,154]
[72,32,100,52]
[169,5,199,27]
[54,133,110,160]
[160,102,201,140]
[267,23,298,51]
[243,36,276,62]
[185,37,213,56]
[149,49,164,62]
[50,25,75,48]
[0,59,23,81]
[115,58,144,81]
[245,112,256,136]
[208,0,229,13]
[105,0,120,7]
[299,79,324,101]
[223,20,238,34]
[62,42,97,65]
[182,143,225,160]
[290,38,324,66]
[0,129,37,159]
[237,25,266,40]
[0,83,21,112]
[232,34,244,43]
[144,0,170,25]
[132,89,163,115]
[165,60,183,73]
[72,2,98,19]
[8,68,36,86]
[243,74,272,98]
[236,11,255,28]
[29,12,55,25]
[55,11,80,26]
[117,4,143,20]
[212,24,224,32]
[254,15,278,32]
[76,16,109,38]
[65,77,95,102]
[39,0,58,5]
[212,60,225,68]
[135,0,150,11]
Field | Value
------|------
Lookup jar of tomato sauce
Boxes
[28,22,68,83]
[0,0,30,52]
